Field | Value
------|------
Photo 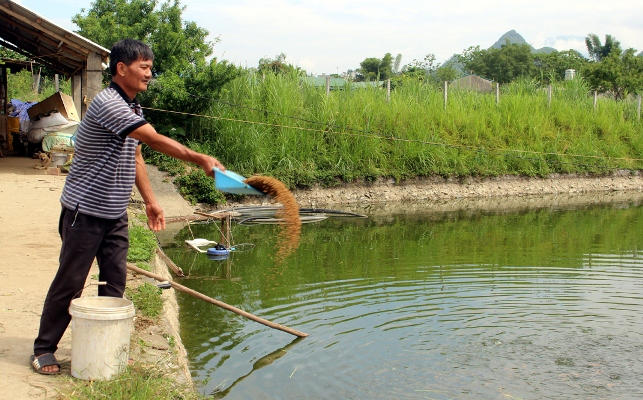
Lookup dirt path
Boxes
[0,157,68,399]
[0,157,196,400]
[3,156,643,399]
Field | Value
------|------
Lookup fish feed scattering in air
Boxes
[244,175,302,262]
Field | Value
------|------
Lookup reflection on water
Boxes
[162,195,643,399]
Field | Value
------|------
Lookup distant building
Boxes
[451,74,494,93]
[301,76,347,90]
[300,76,384,91]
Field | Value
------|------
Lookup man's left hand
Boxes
[145,201,166,232]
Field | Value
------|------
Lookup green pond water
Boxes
[162,195,643,399]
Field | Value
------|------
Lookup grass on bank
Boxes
[56,362,205,400]
[144,73,643,205]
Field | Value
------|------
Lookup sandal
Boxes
[30,353,61,375]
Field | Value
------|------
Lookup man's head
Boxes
[110,39,154,98]
[109,39,154,76]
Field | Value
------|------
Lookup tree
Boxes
[400,54,459,85]
[404,53,439,74]
[392,53,402,74]
[357,53,393,81]
[73,0,240,132]
[534,50,588,82]
[434,65,459,83]
[586,48,643,100]
[582,34,642,100]
[585,34,621,62]
[457,41,534,83]
[257,53,303,75]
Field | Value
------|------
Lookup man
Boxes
[29,39,225,374]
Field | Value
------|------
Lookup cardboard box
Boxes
[28,92,80,122]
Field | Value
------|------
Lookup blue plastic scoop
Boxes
[213,167,265,195]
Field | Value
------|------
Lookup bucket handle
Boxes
[71,281,128,304]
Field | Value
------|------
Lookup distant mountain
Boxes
[491,29,556,54]
[444,30,557,76]
[639,51,643,57]
[490,30,527,49]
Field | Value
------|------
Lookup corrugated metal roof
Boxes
[301,76,348,87]
[301,77,384,89]
[0,0,109,75]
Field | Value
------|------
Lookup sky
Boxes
[16,0,643,76]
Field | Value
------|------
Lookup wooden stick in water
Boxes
[156,248,184,277]
[127,263,309,338]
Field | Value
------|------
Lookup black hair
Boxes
[109,39,154,76]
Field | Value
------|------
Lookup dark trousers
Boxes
[33,206,129,356]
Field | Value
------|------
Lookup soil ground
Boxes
[3,155,643,399]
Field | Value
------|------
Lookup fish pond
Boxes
[161,194,643,399]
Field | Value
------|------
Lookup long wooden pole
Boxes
[127,263,309,337]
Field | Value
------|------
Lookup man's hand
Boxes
[145,201,166,232]
[200,155,226,177]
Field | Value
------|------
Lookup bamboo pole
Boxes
[127,263,309,337]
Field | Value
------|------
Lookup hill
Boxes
[443,29,559,74]
[491,29,556,53]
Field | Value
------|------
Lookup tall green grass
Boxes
[7,69,71,102]
[175,72,643,188]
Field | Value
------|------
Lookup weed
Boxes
[128,225,157,263]
[127,283,164,318]
[135,262,153,272]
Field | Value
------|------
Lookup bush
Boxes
[176,170,227,205]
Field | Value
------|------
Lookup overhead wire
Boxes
[141,86,643,172]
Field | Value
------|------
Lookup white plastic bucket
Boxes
[69,296,135,380]
[50,152,67,167]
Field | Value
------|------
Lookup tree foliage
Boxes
[582,33,643,100]
[357,53,393,81]
[392,53,402,74]
[399,54,459,86]
[585,34,621,62]
[585,48,643,100]
[73,0,241,131]
[257,53,303,76]
[458,41,534,83]
[534,50,588,82]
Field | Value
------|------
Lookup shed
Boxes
[451,74,494,93]
[0,0,109,118]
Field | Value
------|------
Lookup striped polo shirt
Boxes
[60,82,148,219]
